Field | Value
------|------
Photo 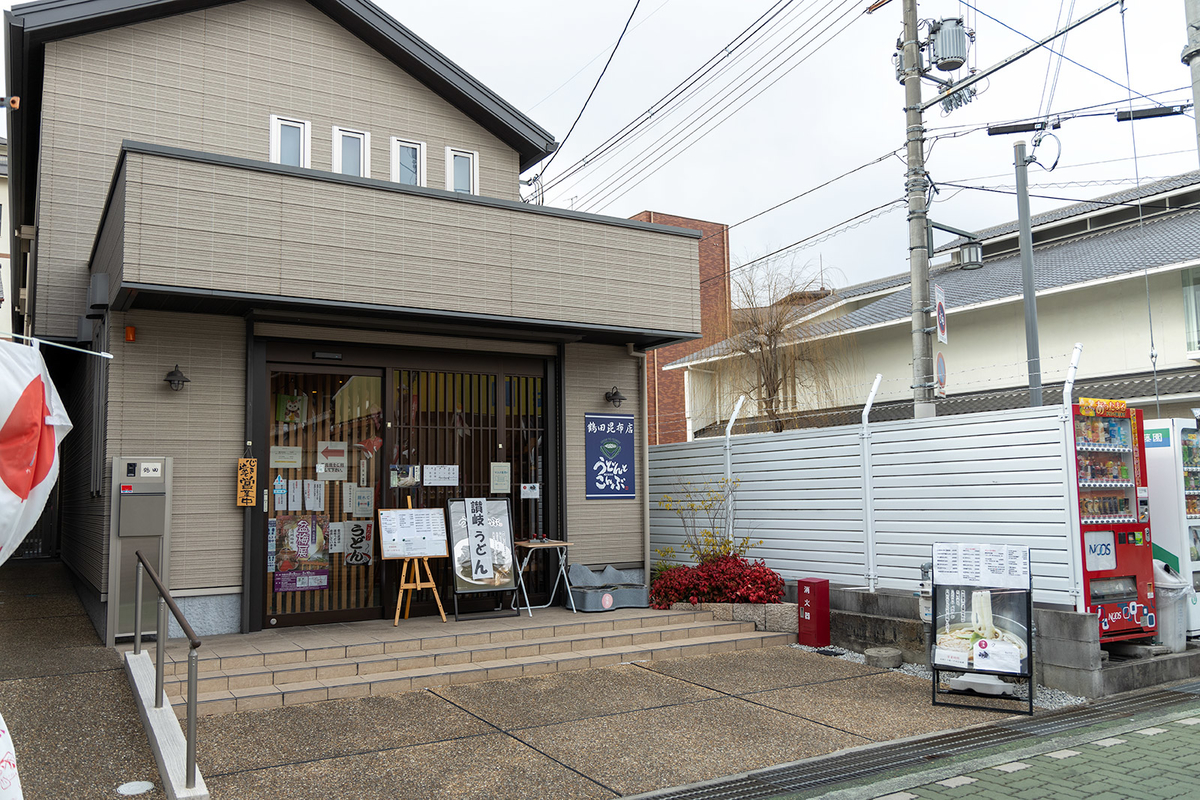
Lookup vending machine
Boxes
[1143,418,1200,636]
[1072,399,1157,642]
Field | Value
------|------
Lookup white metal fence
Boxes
[649,405,1081,608]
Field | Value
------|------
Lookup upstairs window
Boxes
[446,147,479,194]
[269,115,311,168]
[333,126,371,178]
[390,138,426,187]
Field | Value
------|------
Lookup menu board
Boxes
[378,508,448,559]
[933,543,1030,589]
[931,542,1032,678]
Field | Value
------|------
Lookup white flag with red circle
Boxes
[0,341,72,568]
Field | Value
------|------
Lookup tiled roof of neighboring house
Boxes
[691,367,1200,436]
[666,202,1200,369]
[938,170,1200,250]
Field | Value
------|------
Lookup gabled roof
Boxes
[666,175,1200,370]
[6,0,556,170]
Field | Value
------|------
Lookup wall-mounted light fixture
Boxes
[164,365,190,391]
[605,386,627,408]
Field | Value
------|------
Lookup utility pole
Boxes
[1014,140,1042,407]
[1183,0,1200,165]
[902,0,935,418]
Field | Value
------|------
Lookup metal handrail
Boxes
[133,550,202,790]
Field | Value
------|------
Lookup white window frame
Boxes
[445,147,480,195]
[390,137,427,187]
[269,114,311,168]
[332,126,371,178]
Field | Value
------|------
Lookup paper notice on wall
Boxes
[316,441,348,481]
[490,462,511,495]
[465,497,494,580]
[269,446,302,469]
[345,521,373,566]
[1005,546,1031,590]
[267,519,277,573]
[959,545,983,585]
[327,522,344,554]
[303,480,324,512]
[520,483,541,499]
[342,482,356,514]
[932,543,961,585]
[273,475,287,511]
[981,545,1007,587]
[933,543,1031,590]
[423,465,459,486]
[287,480,302,512]
[353,486,374,517]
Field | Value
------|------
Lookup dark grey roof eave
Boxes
[7,0,558,170]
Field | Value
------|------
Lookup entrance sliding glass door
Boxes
[265,368,383,626]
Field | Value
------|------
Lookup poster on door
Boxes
[585,413,636,499]
[345,520,374,566]
[273,515,329,591]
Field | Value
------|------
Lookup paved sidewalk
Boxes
[193,645,997,798]
[0,559,165,798]
[856,711,1200,800]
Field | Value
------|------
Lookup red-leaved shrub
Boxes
[649,555,785,609]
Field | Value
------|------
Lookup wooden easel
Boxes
[389,497,447,625]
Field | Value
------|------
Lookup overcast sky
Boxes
[377,0,1196,290]
[3,0,1193,292]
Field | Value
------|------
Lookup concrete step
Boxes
[159,609,719,677]
[174,629,796,717]
[161,619,756,696]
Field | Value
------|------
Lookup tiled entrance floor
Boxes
[119,606,793,714]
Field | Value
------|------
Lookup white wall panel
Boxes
[650,405,1078,606]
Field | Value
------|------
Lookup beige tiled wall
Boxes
[105,310,247,591]
[564,343,645,568]
[36,0,525,337]
[114,152,700,334]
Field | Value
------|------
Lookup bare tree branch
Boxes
[727,254,853,432]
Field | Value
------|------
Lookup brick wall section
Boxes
[629,211,730,444]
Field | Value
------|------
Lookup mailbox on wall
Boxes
[105,456,173,646]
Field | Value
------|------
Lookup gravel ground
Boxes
[790,643,1088,711]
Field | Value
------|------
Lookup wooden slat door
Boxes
[265,368,383,626]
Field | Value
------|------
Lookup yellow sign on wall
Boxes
[237,458,258,507]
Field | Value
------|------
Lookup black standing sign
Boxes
[931,542,1035,715]
[446,498,519,620]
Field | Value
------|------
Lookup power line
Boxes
[545,0,822,204]
[938,181,1185,212]
[540,0,800,193]
[958,0,1194,120]
[944,147,1195,184]
[925,86,1191,135]
[534,0,642,180]
[576,0,865,212]
[527,0,674,112]
[696,147,903,245]
[700,199,906,287]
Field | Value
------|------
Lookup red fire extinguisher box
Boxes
[797,578,830,647]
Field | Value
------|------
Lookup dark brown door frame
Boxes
[246,336,562,630]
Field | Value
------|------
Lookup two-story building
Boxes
[6,0,701,639]
[671,172,1200,436]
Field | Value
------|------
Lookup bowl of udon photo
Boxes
[935,589,1028,666]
